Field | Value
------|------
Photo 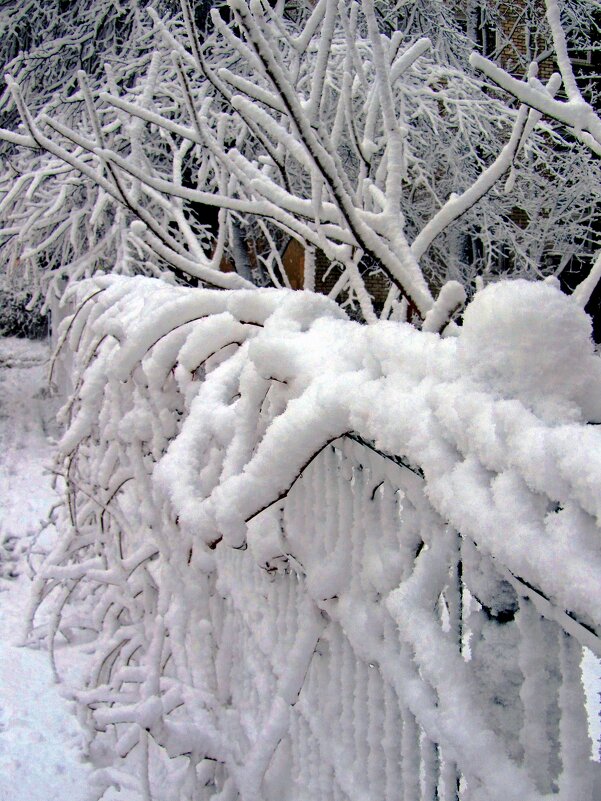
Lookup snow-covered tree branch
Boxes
[1,0,599,326]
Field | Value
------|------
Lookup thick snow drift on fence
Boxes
[32,274,601,799]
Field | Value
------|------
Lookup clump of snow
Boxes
[459,279,601,422]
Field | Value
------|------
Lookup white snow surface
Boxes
[0,337,92,801]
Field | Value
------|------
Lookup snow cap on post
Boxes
[459,279,601,422]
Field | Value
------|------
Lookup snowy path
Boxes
[0,338,92,801]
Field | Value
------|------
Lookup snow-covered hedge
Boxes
[31,274,601,798]
[0,280,48,338]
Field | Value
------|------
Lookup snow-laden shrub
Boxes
[2,0,599,320]
[29,274,601,798]
[0,280,48,338]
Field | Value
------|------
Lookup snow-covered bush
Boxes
[0,0,181,135]
[0,279,47,338]
[1,0,599,319]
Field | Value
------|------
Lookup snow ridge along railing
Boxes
[346,432,601,657]
[31,274,601,799]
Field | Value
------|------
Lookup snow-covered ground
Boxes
[0,337,91,801]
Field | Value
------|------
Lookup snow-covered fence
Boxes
[212,433,598,801]
[32,274,601,800]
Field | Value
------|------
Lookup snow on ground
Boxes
[0,337,92,801]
